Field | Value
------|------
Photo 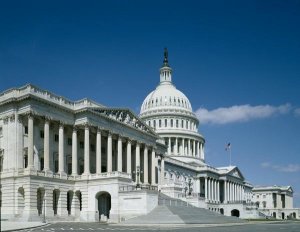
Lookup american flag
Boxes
[225,142,231,151]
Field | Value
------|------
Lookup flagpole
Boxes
[229,147,231,167]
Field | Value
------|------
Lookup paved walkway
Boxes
[1,221,48,232]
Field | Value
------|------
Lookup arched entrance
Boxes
[67,191,73,215]
[53,189,60,215]
[292,212,296,219]
[37,188,45,216]
[220,208,224,215]
[273,212,276,218]
[17,187,25,215]
[281,212,285,219]
[96,192,111,221]
[231,209,240,217]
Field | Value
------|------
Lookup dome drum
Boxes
[140,49,206,163]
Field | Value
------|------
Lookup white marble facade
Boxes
[252,186,298,219]
[0,84,165,222]
[0,50,298,222]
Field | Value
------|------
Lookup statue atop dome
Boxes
[163,47,169,67]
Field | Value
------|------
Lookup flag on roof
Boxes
[225,142,231,151]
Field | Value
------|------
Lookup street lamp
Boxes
[133,166,143,188]
[188,178,193,196]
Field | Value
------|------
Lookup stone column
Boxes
[217,181,220,202]
[107,132,112,173]
[126,140,131,174]
[71,127,78,175]
[193,140,196,156]
[196,178,200,194]
[181,138,184,155]
[229,182,232,202]
[188,139,191,156]
[208,178,211,201]
[151,150,156,185]
[58,123,65,174]
[144,146,148,184]
[213,180,216,201]
[205,177,208,201]
[200,143,203,159]
[224,181,227,203]
[27,114,34,169]
[117,136,122,172]
[83,124,90,175]
[135,142,140,183]
[197,142,200,158]
[168,137,171,154]
[96,128,101,174]
[160,157,165,185]
[174,138,178,155]
[43,118,50,172]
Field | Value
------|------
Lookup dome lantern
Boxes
[160,48,172,83]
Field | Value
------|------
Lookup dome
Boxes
[140,82,193,114]
[140,48,193,116]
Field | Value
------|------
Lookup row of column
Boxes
[167,137,204,158]
[204,177,220,202]
[202,178,244,203]
[224,181,244,202]
[26,115,158,185]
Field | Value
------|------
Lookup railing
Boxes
[158,198,195,207]
[119,184,158,192]
[0,84,103,110]
[14,169,131,181]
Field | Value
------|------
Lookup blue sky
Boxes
[1,0,300,206]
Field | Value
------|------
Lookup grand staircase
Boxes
[121,193,243,224]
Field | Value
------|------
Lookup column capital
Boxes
[118,135,123,141]
[43,116,52,123]
[83,122,92,129]
[97,127,102,133]
[59,121,66,128]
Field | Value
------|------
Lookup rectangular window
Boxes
[0,127,2,136]
[165,119,167,127]
[40,130,44,138]
[80,141,84,149]
[25,126,28,135]
[171,119,173,127]
[54,134,59,142]
[176,120,178,128]
[159,120,161,128]
[67,138,72,146]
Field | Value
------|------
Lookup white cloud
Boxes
[260,162,300,173]
[295,108,300,117]
[195,104,291,125]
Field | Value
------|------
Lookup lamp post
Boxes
[188,178,193,196]
[133,166,143,188]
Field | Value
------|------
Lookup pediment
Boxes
[228,167,245,180]
[91,107,156,136]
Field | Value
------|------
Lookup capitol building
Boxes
[0,50,298,222]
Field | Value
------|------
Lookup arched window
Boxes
[159,120,162,128]
[153,120,156,128]
[171,119,173,127]
[176,120,178,128]
[165,119,167,127]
